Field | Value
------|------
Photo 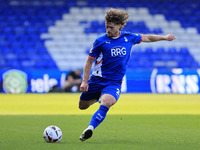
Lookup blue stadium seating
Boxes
[0,1,71,70]
[0,0,199,70]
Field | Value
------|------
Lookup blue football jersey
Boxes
[88,31,142,81]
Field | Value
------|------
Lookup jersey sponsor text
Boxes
[111,46,126,57]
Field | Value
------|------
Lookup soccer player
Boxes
[79,8,176,141]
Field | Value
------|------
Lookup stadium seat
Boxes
[0,0,200,70]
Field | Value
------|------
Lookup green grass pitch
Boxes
[0,93,200,150]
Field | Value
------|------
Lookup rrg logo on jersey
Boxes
[111,46,126,57]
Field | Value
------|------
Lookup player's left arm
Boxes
[141,34,176,42]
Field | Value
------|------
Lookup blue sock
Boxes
[89,105,109,129]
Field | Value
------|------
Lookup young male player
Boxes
[79,8,176,141]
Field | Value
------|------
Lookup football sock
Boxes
[89,105,109,130]
[87,125,94,131]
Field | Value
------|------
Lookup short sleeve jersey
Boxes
[89,31,142,81]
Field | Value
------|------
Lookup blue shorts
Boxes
[80,76,122,101]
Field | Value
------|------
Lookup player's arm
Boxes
[80,56,95,92]
[141,34,176,42]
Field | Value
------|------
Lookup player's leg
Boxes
[79,94,116,142]
[79,99,97,110]
[79,79,121,142]
[87,83,121,129]
[88,94,116,128]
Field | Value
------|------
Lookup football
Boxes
[43,125,62,143]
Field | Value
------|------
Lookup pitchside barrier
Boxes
[0,68,200,94]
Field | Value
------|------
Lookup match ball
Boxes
[43,125,62,143]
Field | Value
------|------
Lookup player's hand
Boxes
[166,34,176,41]
[80,81,89,92]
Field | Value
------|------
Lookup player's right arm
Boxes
[80,56,95,92]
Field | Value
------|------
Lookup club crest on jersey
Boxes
[111,46,126,57]
[124,37,128,42]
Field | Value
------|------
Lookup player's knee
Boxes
[101,95,116,108]
[101,100,115,108]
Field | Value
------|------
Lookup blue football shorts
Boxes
[80,76,122,101]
